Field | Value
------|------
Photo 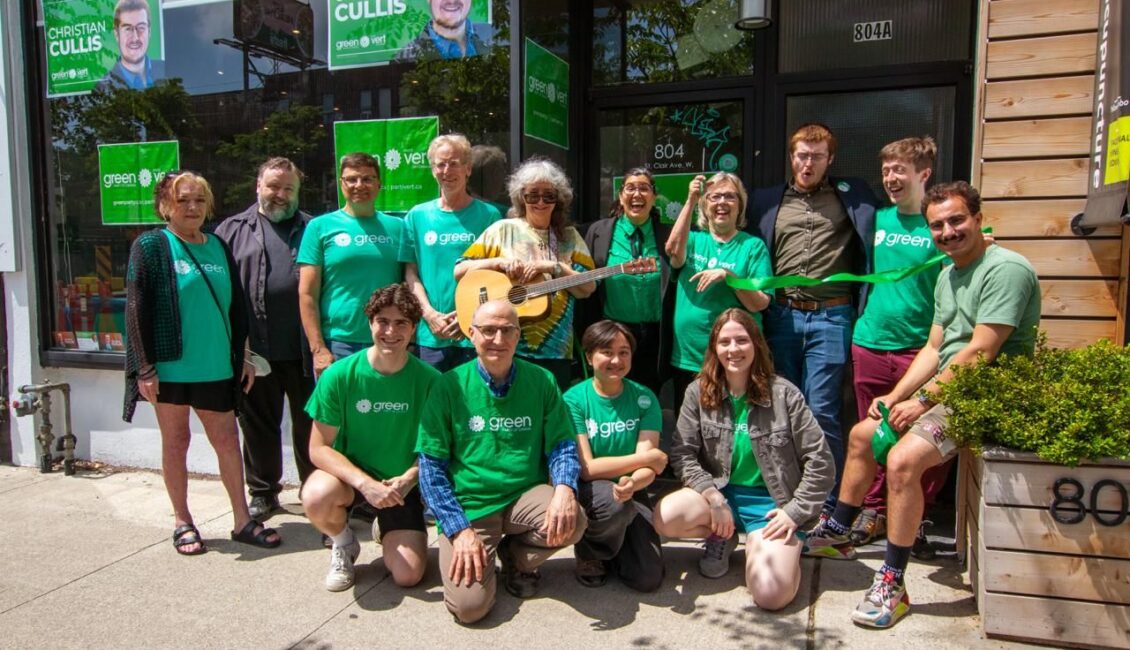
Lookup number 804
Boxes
[1050,478,1129,526]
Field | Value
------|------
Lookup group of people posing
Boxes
[122,124,1041,630]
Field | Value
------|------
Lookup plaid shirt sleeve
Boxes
[547,439,581,492]
[418,453,471,538]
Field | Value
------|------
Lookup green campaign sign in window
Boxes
[612,172,705,225]
[327,0,492,70]
[44,0,165,98]
[523,39,569,150]
[98,140,180,226]
[333,116,439,212]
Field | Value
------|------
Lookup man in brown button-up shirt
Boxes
[749,124,879,515]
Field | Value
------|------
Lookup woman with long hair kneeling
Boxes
[654,308,833,609]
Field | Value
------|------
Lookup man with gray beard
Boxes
[216,157,315,519]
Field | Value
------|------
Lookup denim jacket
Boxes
[671,376,834,529]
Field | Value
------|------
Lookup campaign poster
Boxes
[612,172,704,225]
[523,38,569,150]
[98,140,179,226]
[328,0,492,70]
[332,116,440,212]
[44,0,165,97]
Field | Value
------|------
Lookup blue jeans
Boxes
[417,345,477,373]
[763,302,854,509]
[327,340,366,361]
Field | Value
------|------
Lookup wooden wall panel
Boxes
[998,239,1121,277]
[981,159,1089,198]
[1041,280,1119,317]
[1041,318,1118,346]
[986,33,1096,78]
[988,0,1099,39]
[984,76,1094,119]
[981,199,1123,237]
[982,117,1091,158]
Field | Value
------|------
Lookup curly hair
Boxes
[606,167,661,222]
[153,171,215,222]
[921,180,981,218]
[506,157,574,238]
[364,283,422,324]
[698,309,775,411]
[695,172,748,231]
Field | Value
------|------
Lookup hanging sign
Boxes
[332,116,439,212]
[523,38,569,150]
[327,0,493,70]
[98,140,179,226]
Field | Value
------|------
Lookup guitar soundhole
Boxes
[508,286,527,305]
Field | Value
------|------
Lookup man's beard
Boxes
[259,199,296,223]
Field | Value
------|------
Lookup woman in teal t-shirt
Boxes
[665,173,771,414]
[563,320,667,591]
[124,172,280,556]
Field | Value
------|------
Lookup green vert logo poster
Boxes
[328,0,492,70]
[333,117,439,212]
[44,0,165,98]
[524,39,569,150]
[612,172,705,225]
[98,140,179,226]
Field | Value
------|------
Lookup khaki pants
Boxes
[438,484,587,624]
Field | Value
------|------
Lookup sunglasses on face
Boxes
[523,192,558,205]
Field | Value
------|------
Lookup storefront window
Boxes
[33,0,512,358]
[592,0,756,86]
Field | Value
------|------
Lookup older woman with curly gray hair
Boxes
[455,158,595,388]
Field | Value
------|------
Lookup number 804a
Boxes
[1050,478,1129,526]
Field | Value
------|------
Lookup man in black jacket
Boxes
[215,157,313,519]
[749,124,878,512]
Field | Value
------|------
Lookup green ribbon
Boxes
[725,227,991,292]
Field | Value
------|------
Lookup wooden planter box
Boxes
[957,446,1130,649]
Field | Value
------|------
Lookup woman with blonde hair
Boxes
[124,171,281,555]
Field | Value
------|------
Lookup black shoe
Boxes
[498,537,540,598]
[912,519,936,560]
[321,533,333,549]
[248,495,281,520]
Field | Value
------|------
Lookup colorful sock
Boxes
[827,502,861,536]
[881,542,913,582]
[329,525,355,548]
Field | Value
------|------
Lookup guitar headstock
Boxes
[624,257,658,274]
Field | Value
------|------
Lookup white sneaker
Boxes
[324,538,361,592]
[698,533,738,578]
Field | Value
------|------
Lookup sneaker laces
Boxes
[869,570,900,604]
[703,536,728,561]
[330,546,350,572]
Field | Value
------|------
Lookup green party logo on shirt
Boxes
[355,399,409,414]
[638,394,652,409]
[423,230,475,247]
[586,417,639,439]
[174,260,192,275]
[174,259,226,276]
[334,232,394,247]
[874,229,933,249]
[468,414,533,432]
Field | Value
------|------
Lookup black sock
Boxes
[827,502,861,536]
[881,542,913,582]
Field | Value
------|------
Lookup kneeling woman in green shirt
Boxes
[654,309,833,610]
[564,320,668,591]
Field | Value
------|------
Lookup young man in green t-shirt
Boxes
[807,182,1040,629]
[301,284,441,593]
[416,300,587,625]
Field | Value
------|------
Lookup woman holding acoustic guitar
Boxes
[455,158,596,389]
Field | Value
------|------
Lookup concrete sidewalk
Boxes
[0,465,1032,650]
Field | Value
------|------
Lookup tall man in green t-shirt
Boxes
[807,182,1040,629]
[417,300,587,624]
[302,284,441,593]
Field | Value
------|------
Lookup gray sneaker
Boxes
[698,534,738,578]
[324,538,361,592]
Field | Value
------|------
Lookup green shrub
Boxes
[937,336,1130,466]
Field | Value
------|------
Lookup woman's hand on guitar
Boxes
[502,259,542,284]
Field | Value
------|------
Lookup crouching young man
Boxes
[301,284,441,591]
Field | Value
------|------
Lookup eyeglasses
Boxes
[522,192,558,205]
[793,153,829,163]
[473,324,521,339]
[342,174,378,186]
[621,184,653,195]
[118,23,149,38]
[706,192,738,203]
[432,160,464,171]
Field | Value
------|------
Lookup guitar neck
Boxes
[524,263,633,299]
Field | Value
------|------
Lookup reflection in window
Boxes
[593,0,755,85]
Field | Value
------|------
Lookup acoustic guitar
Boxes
[454,257,658,337]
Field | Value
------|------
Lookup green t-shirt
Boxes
[853,206,942,351]
[157,230,233,382]
[305,351,440,481]
[934,244,1041,372]
[296,209,408,344]
[672,230,772,371]
[728,396,764,488]
[603,216,662,324]
[403,199,501,349]
[563,379,661,459]
[416,359,575,533]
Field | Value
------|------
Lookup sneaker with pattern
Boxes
[851,569,910,628]
[850,508,887,546]
[803,518,857,559]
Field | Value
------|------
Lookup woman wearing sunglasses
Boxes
[455,158,595,389]
[666,172,772,414]
[123,171,281,556]
[579,167,672,396]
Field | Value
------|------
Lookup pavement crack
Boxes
[805,558,822,650]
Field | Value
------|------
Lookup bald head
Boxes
[472,300,518,327]
[470,300,520,372]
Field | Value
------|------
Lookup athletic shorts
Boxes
[722,484,806,539]
[351,486,426,541]
[908,403,957,462]
[156,379,235,412]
